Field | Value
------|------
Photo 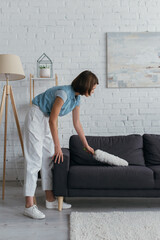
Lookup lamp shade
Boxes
[0,54,25,81]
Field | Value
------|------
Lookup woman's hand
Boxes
[52,145,63,164]
[84,145,95,155]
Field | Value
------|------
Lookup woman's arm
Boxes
[72,106,94,154]
[49,97,64,163]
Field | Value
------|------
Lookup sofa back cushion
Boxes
[143,134,160,165]
[69,134,145,166]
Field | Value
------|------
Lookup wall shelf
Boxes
[30,73,58,105]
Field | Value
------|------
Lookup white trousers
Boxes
[23,104,55,196]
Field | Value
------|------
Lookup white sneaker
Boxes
[23,205,45,219]
[46,199,72,209]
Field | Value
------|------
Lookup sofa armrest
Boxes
[52,148,70,197]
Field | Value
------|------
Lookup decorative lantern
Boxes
[37,53,53,78]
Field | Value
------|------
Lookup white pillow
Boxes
[94,149,128,166]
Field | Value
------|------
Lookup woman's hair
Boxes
[71,70,99,95]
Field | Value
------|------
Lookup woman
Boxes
[23,70,99,219]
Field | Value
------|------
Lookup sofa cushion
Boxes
[143,134,160,165]
[147,165,160,189]
[68,166,154,189]
[69,134,145,166]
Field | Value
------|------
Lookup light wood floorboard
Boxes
[1,182,160,240]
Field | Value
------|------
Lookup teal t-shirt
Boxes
[32,85,81,117]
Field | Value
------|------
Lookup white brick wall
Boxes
[1,0,160,180]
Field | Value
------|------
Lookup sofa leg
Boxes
[58,196,63,211]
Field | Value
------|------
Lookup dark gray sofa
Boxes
[52,134,160,211]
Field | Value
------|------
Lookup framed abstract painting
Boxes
[107,32,160,88]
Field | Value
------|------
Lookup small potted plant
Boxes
[39,65,50,78]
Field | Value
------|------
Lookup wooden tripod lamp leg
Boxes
[10,86,24,156]
[33,196,37,205]
[2,87,8,200]
[0,86,7,200]
[1,85,25,200]
[0,86,6,126]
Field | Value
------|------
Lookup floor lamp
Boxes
[0,54,25,200]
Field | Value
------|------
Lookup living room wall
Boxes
[0,0,160,180]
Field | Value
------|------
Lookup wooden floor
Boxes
[1,182,160,240]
